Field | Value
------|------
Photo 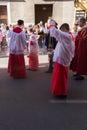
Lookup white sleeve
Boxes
[21,32,26,47]
[50,27,71,43]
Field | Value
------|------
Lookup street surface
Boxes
[0,53,87,130]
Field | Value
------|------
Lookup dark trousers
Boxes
[47,54,53,72]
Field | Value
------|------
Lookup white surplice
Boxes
[9,30,26,54]
[50,27,75,67]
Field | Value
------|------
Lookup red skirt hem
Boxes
[51,62,68,96]
[8,54,26,78]
[28,53,39,70]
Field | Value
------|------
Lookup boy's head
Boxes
[17,19,24,29]
[60,23,70,32]
[17,19,24,26]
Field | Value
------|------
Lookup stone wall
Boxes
[9,0,74,28]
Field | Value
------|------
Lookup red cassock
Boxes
[29,53,39,70]
[8,27,26,78]
[70,27,87,75]
[28,41,39,70]
[51,62,68,96]
[8,54,26,78]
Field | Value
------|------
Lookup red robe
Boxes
[50,28,74,96]
[51,62,68,96]
[8,27,26,78]
[70,26,87,75]
[28,41,39,70]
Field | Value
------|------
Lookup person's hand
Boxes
[47,19,55,28]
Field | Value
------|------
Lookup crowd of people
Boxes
[0,17,87,99]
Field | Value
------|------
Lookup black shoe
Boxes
[45,70,52,73]
[75,75,84,80]
[54,95,67,99]
[73,74,78,77]
[27,68,31,70]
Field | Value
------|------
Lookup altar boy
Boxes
[48,19,75,98]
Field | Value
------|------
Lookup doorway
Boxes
[35,4,53,24]
[0,5,7,24]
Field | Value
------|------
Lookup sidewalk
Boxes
[0,55,48,67]
[0,46,49,68]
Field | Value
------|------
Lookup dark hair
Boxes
[17,19,24,26]
[80,17,86,23]
[6,26,9,30]
[29,28,33,32]
[60,23,70,31]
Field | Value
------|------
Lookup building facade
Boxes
[0,0,87,28]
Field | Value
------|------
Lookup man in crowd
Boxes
[70,17,87,80]
[45,18,57,73]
